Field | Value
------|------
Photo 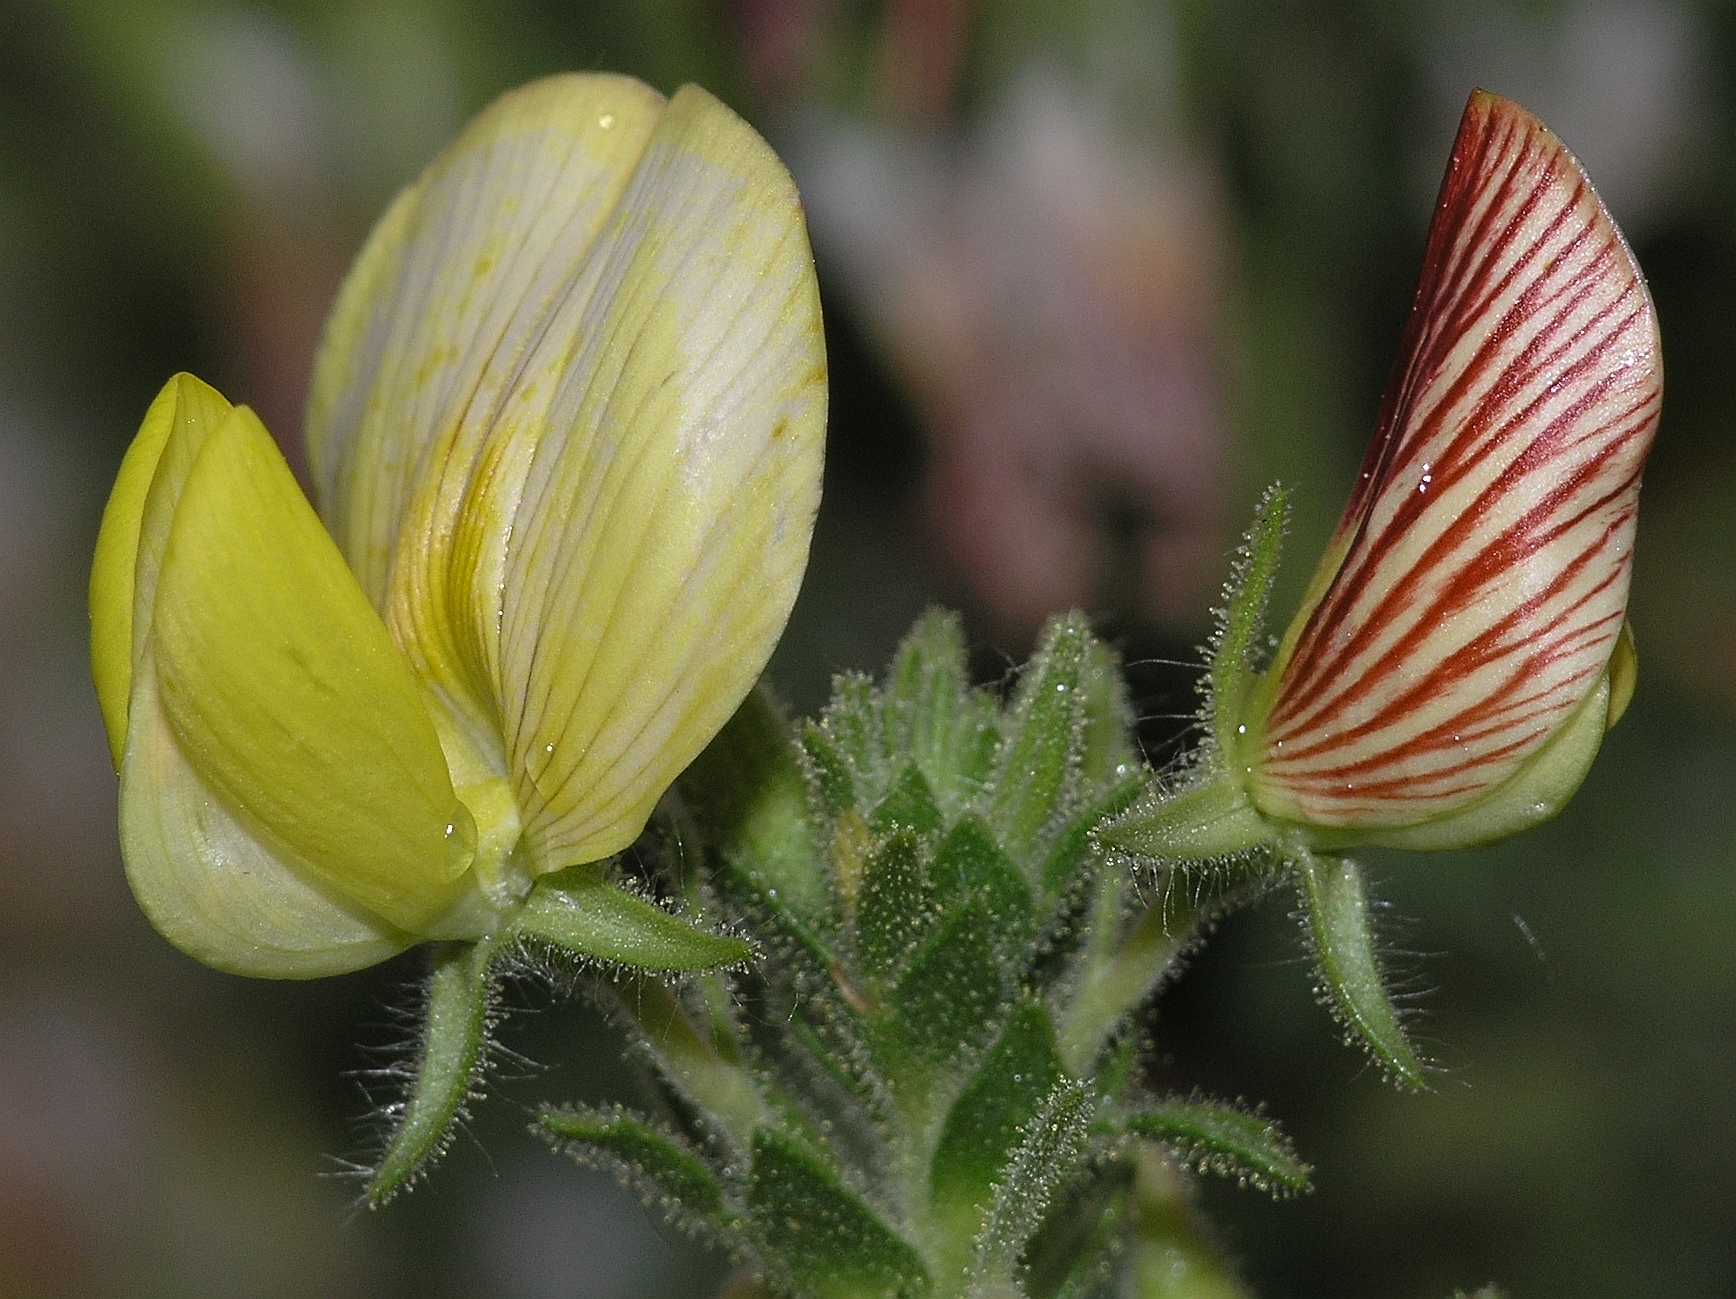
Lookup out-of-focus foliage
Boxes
[2,2,1733,1297]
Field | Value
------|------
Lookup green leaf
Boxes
[930,817,1034,954]
[684,687,825,917]
[1078,637,1138,789]
[538,1103,731,1233]
[514,865,752,973]
[991,614,1090,862]
[366,938,497,1207]
[1209,484,1288,764]
[883,609,1001,810]
[716,855,856,1014]
[968,1079,1096,1294]
[1052,873,1190,1077]
[826,670,881,771]
[613,978,768,1151]
[1124,1098,1311,1197]
[827,671,883,778]
[1039,773,1146,900]
[855,828,938,989]
[1022,1161,1133,1299]
[801,720,857,816]
[869,764,944,837]
[747,1127,931,1299]
[930,1003,1067,1281]
[1294,852,1427,1090]
[884,898,1008,1077]
[1126,1151,1253,1299]
[886,609,968,753]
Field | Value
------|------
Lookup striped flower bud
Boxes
[91,75,825,976]
[1238,90,1660,850]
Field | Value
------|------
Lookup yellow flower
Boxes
[91,75,825,977]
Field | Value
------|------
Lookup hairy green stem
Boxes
[1057,876,1205,1076]
[1127,1150,1252,1299]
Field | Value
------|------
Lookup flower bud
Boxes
[1239,91,1660,850]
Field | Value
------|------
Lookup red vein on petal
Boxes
[1277,189,1618,707]
[1270,361,1650,742]
[1267,514,1631,774]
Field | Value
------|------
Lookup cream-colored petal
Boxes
[494,84,824,871]
[89,373,232,768]
[305,75,825,873]
[305,73,667,747]
[150,404,472,931]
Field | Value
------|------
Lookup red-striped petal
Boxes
[1247,91,1661,830]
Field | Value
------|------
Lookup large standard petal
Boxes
[1247,91,1661,830]
[305,73,668,744]
[148,404,474,931]
[90,373,232,768]
[492,84,825,870]
[306,75,825,873]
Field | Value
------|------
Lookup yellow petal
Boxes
[120,655,409,978]
[307,75,825,873]
[89,373,232,768]
[148,403,473,931]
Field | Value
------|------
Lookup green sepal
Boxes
[365,937,498,1207]
[930,1002,1067,1278]
[1123,1097,1311,1198]
[967,1079,1096,1295]
[747,1127,931,1299]
[514,863,751,973]
[1208,484,1288,767]
[869,764,944,837]
[991,613,1090,863]
[538,1103,732,1236]
[1294,852,1426,1089]
[855,829,937,990]
[1094,775,1276,867]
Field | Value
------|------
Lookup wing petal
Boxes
[148,404,472,930]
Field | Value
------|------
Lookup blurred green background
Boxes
[2,1,1732,1296]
